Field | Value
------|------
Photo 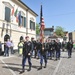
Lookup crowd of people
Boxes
[0,39,14,56]
[0,36,74,74]
[18,36,73,74]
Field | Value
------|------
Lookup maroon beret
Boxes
[25,36,29,39]
[31,37,34,39]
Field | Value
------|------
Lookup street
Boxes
[0,51,75,75]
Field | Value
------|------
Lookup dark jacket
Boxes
[67,42,73,50]
[23,41,32,56]
[36,42,41,50]
[55,42,61,51]
[40,42,49,55]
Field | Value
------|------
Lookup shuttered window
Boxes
[5,7,11,22]
[30,20,35,30]
[24,17,26,27]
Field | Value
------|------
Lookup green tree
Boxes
[55,26,65,37]
[36,23,40,35]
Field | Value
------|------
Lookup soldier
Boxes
[36,40,41,59]
[67,40,73,58]
[20,36,32,74]
[51,40,56,57]
[31,37,37,58]
[55,39,61,60]
[62,41,66,51]
[48,40,53,60]
[38,40,48,70]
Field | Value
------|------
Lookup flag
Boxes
[14,8,18,22]
[18,11,22,27]
[14,8,18,17]
[11,6,15,22]
[11,7,14,16]
[40,5,45,43]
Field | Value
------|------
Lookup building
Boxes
[44,26,54,39]
[69,31,75,42]
[0,0,38,49]
[36,26,54,40]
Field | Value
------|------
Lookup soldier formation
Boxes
[0,36,73,74]
[19,36,73,74]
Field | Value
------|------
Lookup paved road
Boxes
[0,51,75,75]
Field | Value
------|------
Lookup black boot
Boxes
[19,67,25,74]
[44,63,47,68]
[28,66,31,71]
[38,64,42,70]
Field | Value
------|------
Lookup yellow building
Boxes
[0,0,38,49]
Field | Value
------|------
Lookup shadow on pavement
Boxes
[2,64,40,72]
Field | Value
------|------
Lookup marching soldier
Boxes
[67,40,73,58]
[48,40,53,60]
[38,40,48,70]
[36,40,41,59]
[55,39,61,60]
[20,36,32,73]
[31,37,37,58]
[51,40,56,57]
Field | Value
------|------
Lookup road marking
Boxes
[0,55,16,60]
[1,59,16,75]
[52,52,65,75]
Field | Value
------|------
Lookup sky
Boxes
[22,0,75,32]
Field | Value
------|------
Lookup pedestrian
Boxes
[0,41,3,55]
[10,41,14,54]
[20,36,32,74]
[5,39,11,56]
[18,40,23,56]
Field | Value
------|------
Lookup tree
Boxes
[36,23,40,35]
[55,26,65,37]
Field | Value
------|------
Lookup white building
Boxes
[0,0,38,49]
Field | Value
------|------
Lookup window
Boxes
[18,16,26,27]
[5,7,11,22]
[30,20,35,30]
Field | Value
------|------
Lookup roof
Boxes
[48,35,58,38]
[18,0,38,16]
[44,28,54,30]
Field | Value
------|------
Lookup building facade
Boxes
[69,31,75,42]
[44,26,54,39]
[0,0,38,49]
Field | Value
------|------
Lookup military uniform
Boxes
[51,40,56,57]
[48,42,53,59]
[36,41,41,59]
[38,42,48,70]
[55,41,61,60]
[67,41,73,58]
[20,36,32,73]
[31,40,37,58]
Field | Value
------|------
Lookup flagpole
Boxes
[40,4,45,44]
